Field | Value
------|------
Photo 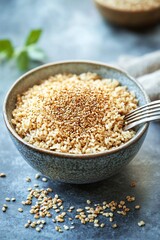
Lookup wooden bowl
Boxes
[94,0,160,27]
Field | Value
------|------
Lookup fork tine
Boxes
[125,100,160,119]
[125,107,160,121]
[124,115,160,131]
[125,112,160,125]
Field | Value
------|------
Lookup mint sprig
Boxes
[0,29,46,70]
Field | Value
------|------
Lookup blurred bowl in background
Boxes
[94,0,160,28]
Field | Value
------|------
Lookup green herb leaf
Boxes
[25,29,42,46]
[16,50,29,70]
[27,45,46,62]
[0,39,14,59]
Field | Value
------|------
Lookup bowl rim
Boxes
[3,60,149,159]
[94,0,160,13]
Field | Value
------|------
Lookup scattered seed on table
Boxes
[63,225,69,230]
[31,222,36,228]
[86,200,91,204]
[26,177,31,182]
[34,184,39,187]
[42,177,47,182]
[11,198,16,202]
[5,198,10,202]
[138,221,145,227]
[2,207,6,212]
[3,204,8,208]
[70,226,75,229]
[112,223,118,228]
[35,173,40,179]
[0,173,6,177]
[36,227,41,232]
[39,224,44,229]
[135,205,141,210]
[100,223,105,228]
[24,223,29,228]
[18,208,23,212]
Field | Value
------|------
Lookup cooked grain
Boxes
[12,72,138,154]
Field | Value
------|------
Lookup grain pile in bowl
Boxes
[12,72,138,154]
[98,0,160,11]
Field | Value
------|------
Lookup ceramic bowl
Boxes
[94,0,160,28]
[3,61,149,184]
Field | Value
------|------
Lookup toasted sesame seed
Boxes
[87,200,91,204]
[24,223,29,228]
[42,177,47,182]
[135,205,141,210]
[35,173,40,179]
[70,226,75,229]
[70,206,75,210]
[2,207,6,212]
[100,223,105,228]
[112,223,118,228]
[138,221,145,227]
[34,184,39,187]
[36,227,41,232]
[5,197,10,202]
[63,225,69,230]
[94,223,99,227]
[18,208,23,212]
[30,222,36,228]
[76,208,83,212]
[26,177,31,182]
[0,173,6,177]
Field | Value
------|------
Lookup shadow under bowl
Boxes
[3,61,149,184]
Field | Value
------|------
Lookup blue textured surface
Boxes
[0,0,160,239]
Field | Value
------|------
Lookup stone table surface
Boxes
[0,0,160,239]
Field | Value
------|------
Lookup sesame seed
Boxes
[100,223,105,228]
[112,223,118,228]
[34,184,39,187]
[135,205,141,210]
[36,227,41,232]
[70,226,75,229]
[5,197,10,202]
[42,177,47,182]
[18,208,23,212]
[63,225,69,230]
[76,208,83,212]
[35,173,40,179]
[11,198,16,202]
[24,223,29,228]
[0,173,6,177]
[138,221,145,227]
[26,177,31,182]
[2,207,6,212]
[30,222,36,228]
[87,200,91,204]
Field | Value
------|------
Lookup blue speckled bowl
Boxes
[3,61,150,184]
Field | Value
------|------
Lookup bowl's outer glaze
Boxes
[4,61,149,184]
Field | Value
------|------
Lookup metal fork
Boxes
[124,100,160,131]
